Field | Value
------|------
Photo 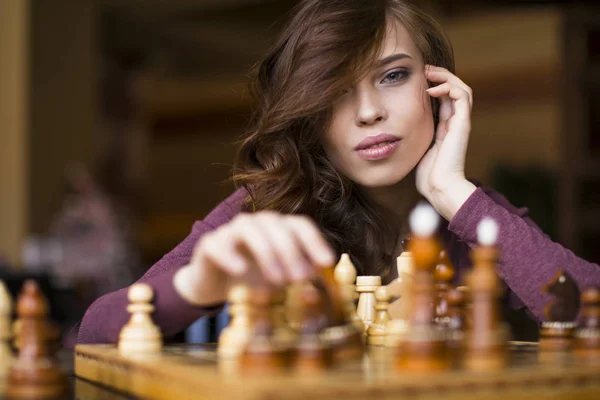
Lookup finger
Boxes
[231,215,285,284]
[427,83,472,110]
[254,214,312,282]
[425,66,473,106]
[284,216,336,269]
[196,229,248,276]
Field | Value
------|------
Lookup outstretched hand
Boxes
[416,65,476,221]
[174,211,336,306]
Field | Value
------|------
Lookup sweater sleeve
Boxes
[448,187,600,322]
[76,188,247,344]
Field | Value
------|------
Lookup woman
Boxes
[77,0,600,344]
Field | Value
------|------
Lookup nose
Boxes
[355,87,387,127]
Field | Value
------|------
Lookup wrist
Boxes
[429,178,476,221]
[173,264,229,306]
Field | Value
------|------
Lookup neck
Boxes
[360,170,422,225]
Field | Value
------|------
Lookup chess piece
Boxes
[356,276,381,334]
[387,251,415,320]
[0,280,13,378]
[241,287,291,374]
[334,254,357,292]
[434,250,455,327]
[319,267,364,361]
[218,285,253,358]
[445,288,466,365]
[539,271,579,353]
[574,287,600,360]
[395,204,449,372]
[7,280,67,399]
[334,254,363,331]
[118,283,163,356]
[272,287,296,348]
[367,286,391,346]
[385,251,415,347]
[464,218,510,372]
[294,285,332,373]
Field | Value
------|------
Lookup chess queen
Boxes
[77,0,600,344]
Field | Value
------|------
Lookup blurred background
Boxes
[0,0,598,342]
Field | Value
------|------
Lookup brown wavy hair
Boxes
[234,0,455,277]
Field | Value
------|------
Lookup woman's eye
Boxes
[381,69,409,84]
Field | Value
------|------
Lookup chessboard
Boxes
[74,342,600,400]
[2,205,600,399]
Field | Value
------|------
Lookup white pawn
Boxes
[367,286,391,346]
[0,280,13,377]
[356,276,381,334]
[387,251,415,320]
[119,283,162,356]
[334,254,357,293]
[218,285,253,358]
[334,254,363,331]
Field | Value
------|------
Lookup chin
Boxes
[350,164,415,188]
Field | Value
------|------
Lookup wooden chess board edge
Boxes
[74,344,600,400]
[74,345,246,400]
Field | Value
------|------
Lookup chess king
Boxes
[77,0,600,345]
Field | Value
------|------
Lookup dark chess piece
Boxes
[294,285,332,373]
[318,267,364,362]
[395,204,449,373]
[574,287,600,361]
[539,271,580,353]
[464,218,510,372]
[240,287,291,374]
[434,250,455,327]
[446,288,466,365]
[7,280,67,399]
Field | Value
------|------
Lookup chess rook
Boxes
[396,203,449,372]
[118,284,163,356]
[464,218,509,372]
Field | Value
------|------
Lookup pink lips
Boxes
[355,133,401,161]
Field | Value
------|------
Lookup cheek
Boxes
[414,82,435,141]
[396,82,434,143]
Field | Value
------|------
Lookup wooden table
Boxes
[2,343,600,400]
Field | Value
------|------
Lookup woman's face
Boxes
[322,20,434,188]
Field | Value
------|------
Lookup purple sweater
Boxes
[77,186,600,344]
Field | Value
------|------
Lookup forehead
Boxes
[380,19,421,61]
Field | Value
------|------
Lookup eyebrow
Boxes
[377,53,413,68]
